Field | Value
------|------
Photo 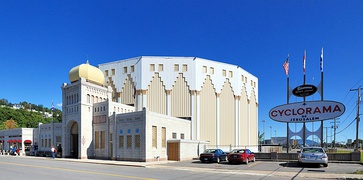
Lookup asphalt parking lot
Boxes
[155,159,363,176]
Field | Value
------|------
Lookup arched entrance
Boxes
[70,122,79,158]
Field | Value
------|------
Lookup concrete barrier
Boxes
[255,152,361,162]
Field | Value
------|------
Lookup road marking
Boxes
[247,161,260,167]
[0,161,155,180]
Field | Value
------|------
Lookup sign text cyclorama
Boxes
[269,100,345,123]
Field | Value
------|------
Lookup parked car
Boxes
[199,149,227,163]
[227,148,255,164]
[298,147,328,167]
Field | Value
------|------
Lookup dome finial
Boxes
[86,55,89,64]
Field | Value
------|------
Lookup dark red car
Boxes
[227,148,255,164]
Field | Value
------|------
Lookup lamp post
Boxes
[262,120,266,144]
[270,126,272,144]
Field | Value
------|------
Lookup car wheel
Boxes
[245,158,249,164]
[323,163,328,167]
[252,157,256,162]
[216,157,220,163]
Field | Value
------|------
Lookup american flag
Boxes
[283,54,289,76]
[320,47,324,72]
[51,101,54,112]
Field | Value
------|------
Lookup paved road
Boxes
[0,156,362,179]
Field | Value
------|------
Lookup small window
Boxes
[130,65,134,72]
[162,127,166,148]
[180,133,184,139]
[123,67,127,74]
[158,64,164,72]
[210,67,214,74]
[245,77,248,83]
[254,82,256,88]
[152,126,157,148]
[172,132,177,139]
[112,69,115,75]
[135,135,140,148]
[222,69,226,77]
[150,64,155,71]
[182,64,187,72]
[241,75,244,82]
[119,135,124,148]
[105,70,109,76]
[229,71,233,78]
[202,66,207,73]
[174,64,179,72]
[127,135,132,148]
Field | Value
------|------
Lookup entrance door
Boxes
[70,123,79,158]
[167,142,179,161]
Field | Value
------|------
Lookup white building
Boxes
[61,56,258,161]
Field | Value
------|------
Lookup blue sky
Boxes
[1,1,362,143]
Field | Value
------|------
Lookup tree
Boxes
[258,131,265,145]
[0,119,18,129]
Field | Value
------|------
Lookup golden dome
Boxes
[69,61,105,86]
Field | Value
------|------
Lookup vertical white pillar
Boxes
[235,96,239,146]
[216,93,220,147]
[142,90,147,109]
[166,90,171,116]
[191,90,195,140]
[196,91,201,140]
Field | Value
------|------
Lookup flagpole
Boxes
[320,47,324,148]
[303,50,306,147]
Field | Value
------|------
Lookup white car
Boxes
[298,147,328,167]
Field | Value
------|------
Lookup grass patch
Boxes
[353,170,363,174]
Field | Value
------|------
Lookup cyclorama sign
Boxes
[269,100,345,123]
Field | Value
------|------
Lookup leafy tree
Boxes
[0,119,18,129]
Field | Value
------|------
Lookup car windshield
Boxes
[204,149,216,153]
[232,149,244,153]
[302,148,324,153]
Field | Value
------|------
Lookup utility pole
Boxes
[350,87,361,151]
[330,118,340,148]
[324,127,329,148]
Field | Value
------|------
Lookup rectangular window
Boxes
[105,70,109,76]
[130,65,134,72]
[110,133,113,142]
[162,127,166,148]
[182,64,187,72]
[158,64,163,72]
[174,64,179,72]
[127,135,132,148]
[42,139,44,148]
[202,66,207,73]
[49,139,51,148]
[101,131,105,149]
[180,133,185,139]
[229,71,233,78]
[112,69,115,75]
[135,135,140,148]
[245,77,248,83]
[172,132,177,139]
[44,139,47,148]
[95,131,100,149]
[210,67,214,74]
[222,69,226,77]
[152,126,157,148]
[123,67,127,74]
[254,82,256,88]
[119,135,124,148]
[150,64,155,71]
[241,75,244,82]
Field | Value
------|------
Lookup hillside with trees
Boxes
[0,98,61,130]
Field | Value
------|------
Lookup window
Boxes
[123,67,127,74]
[119,135,124,148]
[241,75,244,82]
[182,64,187,72]
[180,133,184,139]
[162,127,166,148]
[210,67,214,74]
[152,126,157,148]
[105,70,109,76]
[202,66,207,73]
[101,131,105,149]
[222,69,226,77]
[150,64,155,71]
[127,135,132,148]
[130,65,134,72]
[110,133,113,142]
[135,135,140,148]
[172,132,177,139]
[174,64,179,72]
[95,131,99,149]
[229,71,233,78]
[158,64,163,72]
[87,94,90,103]
[112,69,115,75]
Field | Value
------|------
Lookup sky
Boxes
[1,1,362,144]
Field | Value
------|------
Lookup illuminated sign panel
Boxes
[269,100,345,123]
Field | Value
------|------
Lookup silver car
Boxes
[298,147,328,167]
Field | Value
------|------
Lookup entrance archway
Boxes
[70,122,79,158]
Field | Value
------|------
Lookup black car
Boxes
[199,149,227,163]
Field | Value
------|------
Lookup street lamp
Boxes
[270,126,272,144]
[262,120,266,144]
